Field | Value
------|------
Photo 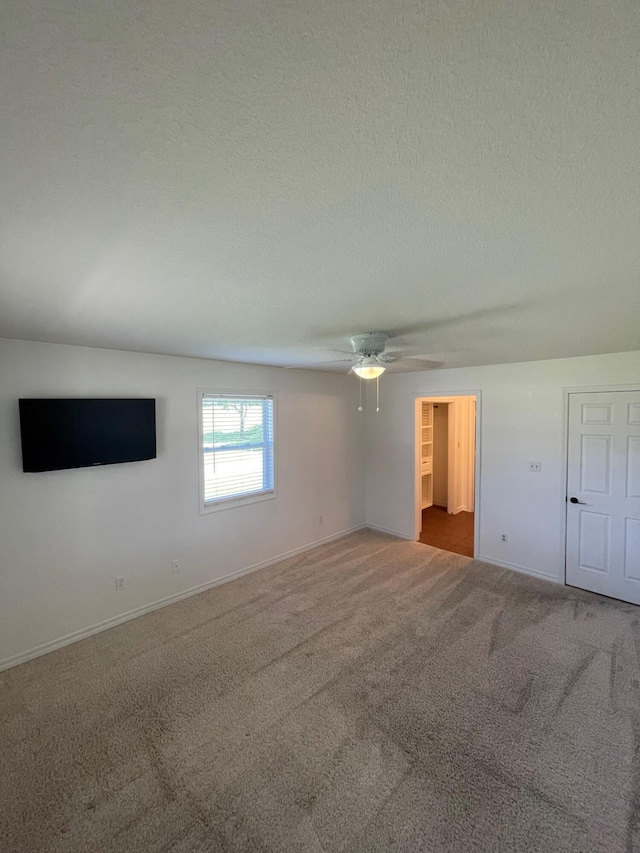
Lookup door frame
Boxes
[414,390,482,556]
[562,383,640,584]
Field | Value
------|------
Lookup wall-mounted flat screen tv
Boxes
[19,398,156,472]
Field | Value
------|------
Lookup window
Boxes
[199,392,275,510]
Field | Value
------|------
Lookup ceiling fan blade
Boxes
[313,347,353,355]
[385,302,529,343]
[283,359,354,369]
[383,358,444,372]
[310,304,527,346]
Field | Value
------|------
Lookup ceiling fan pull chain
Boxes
[376,375,380,412]
[358,376,363,411]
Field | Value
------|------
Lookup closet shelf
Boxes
[420,401,433,510]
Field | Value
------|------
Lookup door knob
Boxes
[569,497,586,504]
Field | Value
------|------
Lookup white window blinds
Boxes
[201,393,274,507]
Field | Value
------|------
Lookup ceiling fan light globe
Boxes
[353,365,385,380]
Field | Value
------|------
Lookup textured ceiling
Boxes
[1,0,639,371]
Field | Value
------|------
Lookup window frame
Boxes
[198,388,277,514]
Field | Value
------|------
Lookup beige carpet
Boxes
[1,530,640,852]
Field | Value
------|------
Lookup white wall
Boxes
[366,350,640,582]
[0,338,366,668]
[6,341,640,669]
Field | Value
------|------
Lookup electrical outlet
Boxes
[171,559,181,573]
[529,461,541,473]
[501,534,508,543]
[116,575,126,591]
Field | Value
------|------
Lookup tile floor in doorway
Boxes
[420,505,474,557]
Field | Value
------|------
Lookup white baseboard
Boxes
[0,524,367,673]
[476,554,562,585]
[366,523,414,541]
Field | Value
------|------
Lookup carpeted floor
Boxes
[2,530,640,852]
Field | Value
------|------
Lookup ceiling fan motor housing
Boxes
[349,332,389,357]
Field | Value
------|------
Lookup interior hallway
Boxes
[420,505,474,557]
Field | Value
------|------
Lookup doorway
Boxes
[565,389,640,605]
[415,395,478,557]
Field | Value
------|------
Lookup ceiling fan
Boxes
[286,332,444,378]
[283,304,527,380]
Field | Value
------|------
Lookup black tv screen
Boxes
[19,398,156,472]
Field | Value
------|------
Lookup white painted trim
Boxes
[477,554,562,585]
[447,400,457,516]
[366,523,414,540]
[561,389,571,585]
[196,387,278,515]
[0,524,366,672]
[563,383,640,394]
[413,391,482,560]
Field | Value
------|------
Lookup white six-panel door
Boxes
[566,391,640,605]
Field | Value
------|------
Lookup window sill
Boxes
[200,490,277,515]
